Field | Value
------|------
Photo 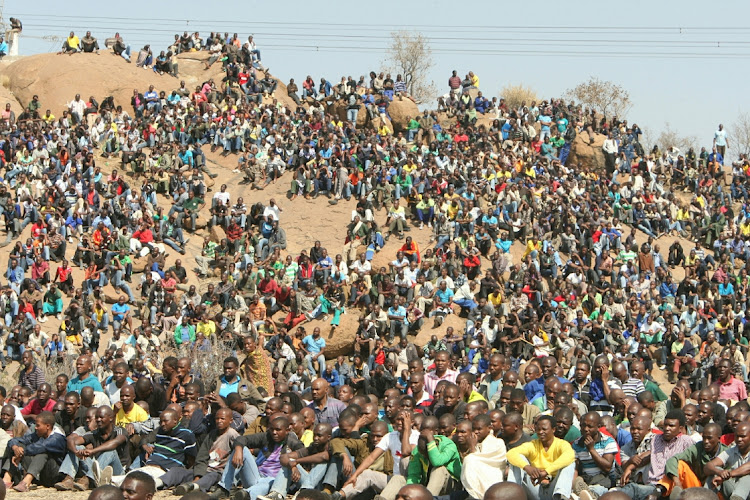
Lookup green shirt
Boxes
[184,196,204,211]
[665,441,726,482]
[112,255,132,266]
[407,435,462,485]
[202,241,217,259]
[618,250,637,263]
[645,379,668,402]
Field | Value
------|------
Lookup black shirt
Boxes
[504,432,532,450]
[56,406,87,435]
[83,426,129,467]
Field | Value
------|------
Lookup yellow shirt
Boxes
[507,437,575,476]
[522,240,542,260]
[466,390,487,403]
[67,36,80,49]
[402,163,417,175]
[300,429,314,446]
[116,404,149,426]
[197,320,216,337]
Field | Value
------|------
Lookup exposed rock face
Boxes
[566,132,607,171]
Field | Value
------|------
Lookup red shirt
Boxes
[56,266,72,282]
[21,398,56,416]
[31,261,49,280]
[133,229,154,244]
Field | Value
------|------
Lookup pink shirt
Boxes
[424,369,458,396]
[714,376,747,402]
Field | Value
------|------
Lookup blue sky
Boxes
[5,0,750,152]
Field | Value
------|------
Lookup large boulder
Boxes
[0,83,21,115]
[566,132,607,171]
[316,313,360,358]
[210,224,227,243]
[388,98,420,133]
[328,100,368,128]
[5,53,166,117]
[174,51,227,89]
[4,52,301,119]
[326,101,393,132]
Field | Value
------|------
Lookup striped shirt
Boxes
[621,377,646,398]
[18,365,45,392]
[145,424,197,471]
[573,432,618,477]
[648,433,693,484]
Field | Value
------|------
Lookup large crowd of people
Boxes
[0,22,745,500]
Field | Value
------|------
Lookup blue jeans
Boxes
[219,448,274,500]
[616,483,656,500]
[59,448,124,481]
[508,460,575,500]
[270,463,328,494]
[305,353,326,378]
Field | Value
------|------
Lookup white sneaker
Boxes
[98,465,112,487]
[579,490,595,500]
[419,223,424,229]
[91,460,101,486]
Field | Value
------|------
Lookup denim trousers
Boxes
[219,448,275,500]
[508,459,575,500]
[59,448,124,481]
[270,462,327,494]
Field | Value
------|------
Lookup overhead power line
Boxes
[13,12,750,60]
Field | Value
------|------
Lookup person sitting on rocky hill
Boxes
[60,31,80,54]
[81,31,100,54]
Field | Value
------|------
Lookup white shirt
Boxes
[603,138,618,155]
[213,191,231,206]
[350,259,371,274]
[377,429,420,474]
[263,205,281,221]
[69,99,86,117]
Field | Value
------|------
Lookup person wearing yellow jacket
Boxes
[507,415,576,500]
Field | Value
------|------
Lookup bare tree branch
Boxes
[382,31,437,104]
[565,77,631,120]
[729,111,750,159]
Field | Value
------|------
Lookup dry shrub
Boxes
[500,83,540,112]
[33,335,234,387]
[42,354,78,385]
[172,339,236,383]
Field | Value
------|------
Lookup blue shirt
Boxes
[435,288,454,304]
[67,373,104,393]
[218,375,240,398]
[322,369,340,387]
[303,335,326,354]
[388,305,407,322]
[524,377,545,402]
[112,303,130,322]
[538,115,552,132]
